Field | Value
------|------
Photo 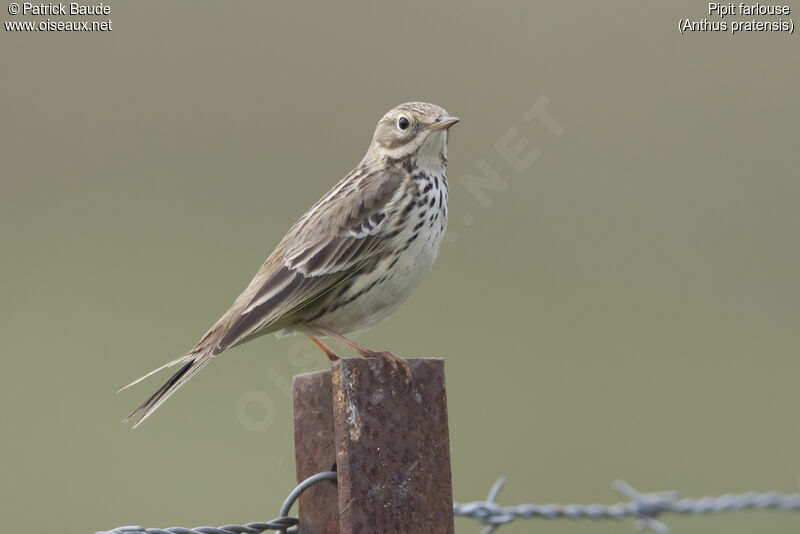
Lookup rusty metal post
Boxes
[293,358,454,534]
[332,358,454,533]
[293,370,339,534]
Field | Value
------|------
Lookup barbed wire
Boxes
[97,472,800,534]
[455,478,800,534]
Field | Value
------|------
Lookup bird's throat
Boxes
[414,131,448,174]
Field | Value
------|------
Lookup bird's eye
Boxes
[397,117,410,131]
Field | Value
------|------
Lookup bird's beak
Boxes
[425,116,460,131]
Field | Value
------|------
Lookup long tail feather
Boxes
[117,354,192,393]
[123,350,214,428]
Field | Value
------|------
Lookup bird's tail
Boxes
[120,348,215,428]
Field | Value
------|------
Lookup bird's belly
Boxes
[305,209,446,334]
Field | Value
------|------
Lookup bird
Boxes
[121,102,459,427]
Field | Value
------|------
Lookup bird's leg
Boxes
[306,335,341,362]
[316,327,411,383]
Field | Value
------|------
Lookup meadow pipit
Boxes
[122,102,459,427]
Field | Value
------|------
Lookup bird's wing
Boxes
[123,166,408,428]
[209,167,408,352]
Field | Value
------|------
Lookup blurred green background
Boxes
[2,2,798,533]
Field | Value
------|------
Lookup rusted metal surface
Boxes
[293,370,339,534]
[332,358,454,534]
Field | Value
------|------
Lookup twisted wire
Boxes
[96,472,337,534]
[98,473,800,534]
[454,478,800,534]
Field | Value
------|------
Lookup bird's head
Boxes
[367,102,459,167]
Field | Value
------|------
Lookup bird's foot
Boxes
[364,350,412,384]
[313,328,411,384]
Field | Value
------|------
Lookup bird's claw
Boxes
[371,351,412,385]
